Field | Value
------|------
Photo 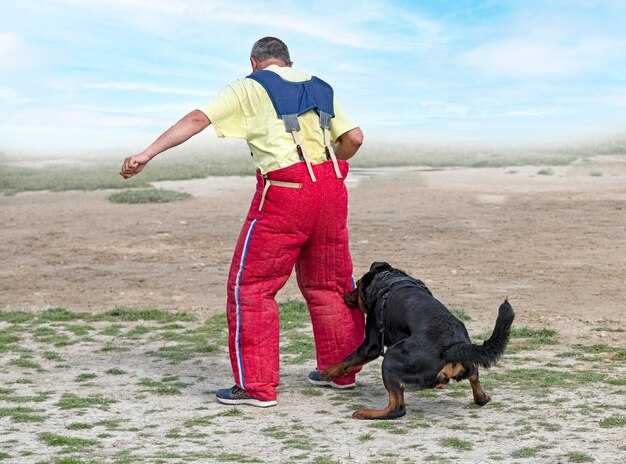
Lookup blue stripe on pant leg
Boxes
[234,218,258,389]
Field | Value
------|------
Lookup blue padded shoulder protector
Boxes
[247,70,334,130]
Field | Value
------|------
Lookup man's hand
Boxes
[120,153,151,179]
[118,110,211,179]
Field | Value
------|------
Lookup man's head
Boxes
[250,37,292,71]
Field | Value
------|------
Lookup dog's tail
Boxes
[444,299,515,368]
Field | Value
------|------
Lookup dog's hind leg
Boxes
[352,341,420,420]
[468,370,491,406]
[352,384,405,420]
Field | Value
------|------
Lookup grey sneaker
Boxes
[215,386,277,408]
[308,370,356,389]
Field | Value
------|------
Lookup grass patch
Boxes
[505,326,558,351]
[196,313,228,343]
[56,393,115,410]
[100,324,122,336]
[537,168,554,175]
[184,416,215,427]
[282,332,315,364]
[449,308,471,321]
[510,327,558,340]
[37,432,99,449]
[0,329,21,345]
[300,384,323,397]
[43,351,63,361]
[439,437,473,451]
[75,373,98,382]
[0,406,46,423]
[0,311,35,323]
[575,343,620,354]
[368,421,409,435]
[105,367,127,375]
[566,452,595,462]
[125,325,152,338]
[66,422,94,430]
[511,446,543,458]
[33,327,73,347]
[147,337,215,363]
[64,324,93,336]
[215,453,262,463]
[313,457,341,464]
[10,357,43,371]
[96,307,196,323]
[280,299,311,331]
[0,390,50,403]
[599,415,626,428]
[39,308,85,321]
[108,188,191,204]
[138,378,182,395]
[261,425,288,439]
[216,407,244,417]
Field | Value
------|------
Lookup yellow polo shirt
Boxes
[198,65,357,174]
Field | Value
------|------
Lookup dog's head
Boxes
[344,262,394,314]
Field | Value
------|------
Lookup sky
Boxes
[1,0,625,156]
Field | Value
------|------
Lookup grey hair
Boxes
[250,37,291,65]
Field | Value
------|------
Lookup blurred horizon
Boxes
[2,0,626,156]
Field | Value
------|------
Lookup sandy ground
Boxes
[1,156,625,463]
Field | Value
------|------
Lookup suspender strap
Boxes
[323,128,342,179]
[319,110,341,178]
[259,177,302,211]
[290,130,317,182]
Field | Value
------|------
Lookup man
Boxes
[120,37,365,407]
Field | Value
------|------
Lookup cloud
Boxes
[4,107,161,129]
[418,100,470,116]
[0,32,20,56]
[0,32,29,71]
[462,33,615,77]
[83,82,215,97]
[47,0,445,51]
[0,87,35,104]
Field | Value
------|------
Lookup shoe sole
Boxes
[308,377,356,390]
[216,397,277,408]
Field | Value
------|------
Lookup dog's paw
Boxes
[352,409,368,420]
[320,365,341,381]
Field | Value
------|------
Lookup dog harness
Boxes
[366,271,433,356]
[247,70,343,183]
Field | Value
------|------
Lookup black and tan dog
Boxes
[322,262,515,419]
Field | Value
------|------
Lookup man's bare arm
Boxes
[120,110,210,179]
[334,127,364,160]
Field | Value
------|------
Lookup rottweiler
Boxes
[322,262,515,419]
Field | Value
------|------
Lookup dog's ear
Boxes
[360,269,379,293]
[370,261,392,272]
